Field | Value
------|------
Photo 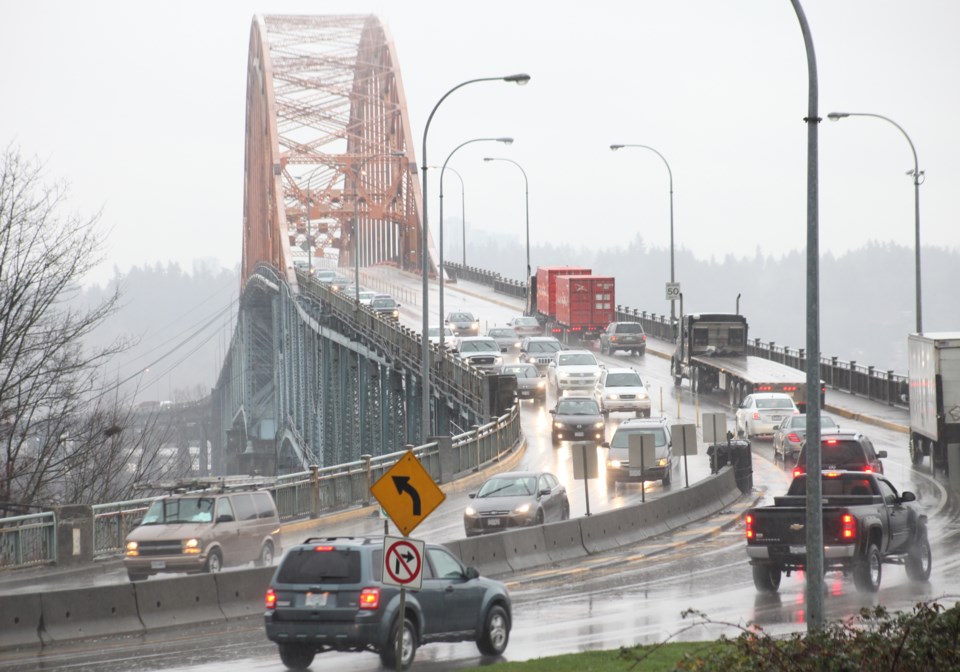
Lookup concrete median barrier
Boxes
[135,573,224,630]
[542,519,587,563]
[625,497,671,543]
[502,526,550,572]
[39,583,143,644]
[216,567,274,619]
[580,509,629,554]
[456,533,512,576]
[0,592,42,649]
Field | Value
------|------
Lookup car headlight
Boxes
[606,393,617,400]
[182,538,202,554]
[536,381,546,389]
[527,356,537,364]
[513,503,531,514]
[465,506,477,517]
[472,322,479,329]
[125,541,139,556]
[658,458,668,467]
[607,459,621,469]
[639,392,649,400]
[391,310,398,318]
[513,342,521,348]
[554,422,565,429]
[594,421,604,429]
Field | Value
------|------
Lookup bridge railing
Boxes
[0,511,56,570]
[93,498,158,556]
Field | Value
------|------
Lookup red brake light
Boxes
[825,471,841,478]
[842,513,856,540]
[825,439,838,445]
[793,468,804,478]
[314,545,334,552]
[753,411,760,420]
[745,514,754,540]
[787,433,802,443]
[359,587,381,610]
[265,588,277,610]
[862,466,873,474]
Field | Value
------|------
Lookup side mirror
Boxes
[900,491,916,503]
[877,450,888,459]
[468,492,476,499]
[601,441,610,448]
[548,409,556,415]
[601,410,609,417]
[539,488,551,496]
[464,566,480,580]
[216,514,234,523]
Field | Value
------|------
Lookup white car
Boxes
[547,349,603,397]
[427,325,459,351]
[455,336,503,369]
[594,367,651,417]
[358,290,377,306]
[735,392,799,439]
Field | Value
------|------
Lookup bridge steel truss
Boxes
[242,14,439,286]
[212,265,492,475]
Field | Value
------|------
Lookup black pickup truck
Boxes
[745,471,931,593]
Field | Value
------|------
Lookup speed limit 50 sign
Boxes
[665,282,681,301]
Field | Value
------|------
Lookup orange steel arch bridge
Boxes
[213,16,497,476]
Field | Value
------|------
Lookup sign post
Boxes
[673,423,698,488]
[571,442,598,516]
[628,433,657,502]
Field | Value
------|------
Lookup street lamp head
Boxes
[503,73,531,85]
[497,137,514,145]
[610,144,624,151]
[826,112,849,121]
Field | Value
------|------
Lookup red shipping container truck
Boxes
[554,275,615,339]
[536,266,591,320]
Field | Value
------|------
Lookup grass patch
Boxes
[461,641,723,671]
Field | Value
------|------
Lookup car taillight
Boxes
[793,468,804,478]
[753,411,760,420]
[314,545,334,552]
[745,514,754,540]
[359,588,380,610]
[265,588,277,610]
[787,433,802,443]
[841,513,856,540]
[862,466,873,474]
[825,439,838,445]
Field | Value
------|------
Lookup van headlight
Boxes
[182,538,202,554]
[607,459,621,469]
[125,541,139,557]
[658,458,668,467]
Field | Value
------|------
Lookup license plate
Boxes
[486,518,501,527]
[770,415,783,421]
[574,431,585,438]
[150,560,166,569]
[629,468,644,477]
[789,545,806,555]
[305,592,329,607]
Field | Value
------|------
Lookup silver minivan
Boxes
[123,489,281,581]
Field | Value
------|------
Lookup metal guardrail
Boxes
[0,512,56,570]
[451,262,909,408]
[93,498,158,556]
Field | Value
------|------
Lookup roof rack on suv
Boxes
[142,475,277,495]
[300,536,380,545]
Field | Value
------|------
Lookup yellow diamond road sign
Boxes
[370,451,446,536]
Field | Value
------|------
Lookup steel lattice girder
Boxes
[242,14,438,285]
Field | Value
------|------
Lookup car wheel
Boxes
[256,541,274,567]
[476,603,511,656]
[127,571,148,582]
[752,564,782,593]
[853,543,882,593]
[204,549,223,574]
[909,437,925,466]
[905,530,932,582]
[380,616,417,670]
[278,643,315,670]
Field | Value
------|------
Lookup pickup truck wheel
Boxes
[905,532,932,582]
[909,437,925,466]
[752,564,781,593]
[853,543,882,592]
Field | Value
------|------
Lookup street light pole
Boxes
[482,156,530,292]
[419,73,530,443]
[609,144,676,325]
[352,152,405,305]
[437,138,513,350]
[427,165,467,265]
[827,111,924,333]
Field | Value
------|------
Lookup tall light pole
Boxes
[483,156,530,292]
[610,143,676,325]
[437,138,513,349]
[352,151,405,305]
[827,111,924,333]
[419,73,530,443]
[429,165,468,266]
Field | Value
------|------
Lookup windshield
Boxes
[503,365,538,378]
[610,428,668,449]
[526,341,561,353]
[558,353,597,366]
[141,497,215,524]
[615,323,644,334]
[449,313,473,322]
[606,373,642,387]
[461,340,497,352]
[477,476,536,498]
[372,298,397,308]
[555,398,600,415]
[489,329,516,338]
[787,475,877,497]
[786,415,837,430]
[756,398,795,410]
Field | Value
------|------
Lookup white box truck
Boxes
[908,332,960,474]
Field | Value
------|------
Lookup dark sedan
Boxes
[463,470,569,537]
[501,363,547,403]
[445,311,479,336]
[549,395,607,445]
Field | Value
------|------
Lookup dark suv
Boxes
[793,430,887,477]
[264,537,512,670]
[599,322,647,356]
